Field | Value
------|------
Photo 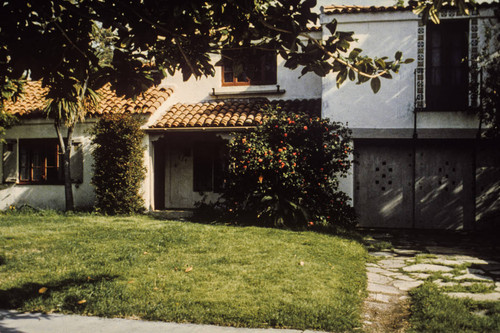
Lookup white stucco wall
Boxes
[320,7,497,204]
[320,9,496,133]
[0,120,96,210]
[142,51,324,210]
[159,52,322,106]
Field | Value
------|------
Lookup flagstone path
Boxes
[361,232,500,333]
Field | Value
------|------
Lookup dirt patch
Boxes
[363,297,410,333]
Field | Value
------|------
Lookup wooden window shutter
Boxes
[2,139,18,183]
[70,140,83,183]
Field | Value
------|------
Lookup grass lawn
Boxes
[409,282,500,333]
[0,212,367,332]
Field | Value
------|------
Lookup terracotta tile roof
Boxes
[3,81,173,117]
[323,5,411,15]
[306,25,322,32]
[322,2,496,15]
[151,98,321,129]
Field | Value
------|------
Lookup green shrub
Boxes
[90,113,146,214]
[220,107,356,229]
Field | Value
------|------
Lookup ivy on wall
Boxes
[90,113,146,214]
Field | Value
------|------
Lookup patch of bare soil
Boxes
[362,297,411,333]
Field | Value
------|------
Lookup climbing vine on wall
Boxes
[90,113,146,214]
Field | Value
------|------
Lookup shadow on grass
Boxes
[0,274,118,311]
[150,206,365,245]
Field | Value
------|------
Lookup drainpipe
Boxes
[412,69,419,229]
[472,68,484,231]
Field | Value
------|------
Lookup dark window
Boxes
[19,139,63,184]
[426,20,469,110]
[221,49,277,86]
[193,142,226,193]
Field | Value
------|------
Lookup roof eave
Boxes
[144,126,256,133]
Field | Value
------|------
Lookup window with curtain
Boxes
[19,139,63,184]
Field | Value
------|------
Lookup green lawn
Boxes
[409,282,500,333]
[0,213,367,332]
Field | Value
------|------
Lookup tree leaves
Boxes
[370,77,381,94]
[412,0,475,24]
[325,20,337,35]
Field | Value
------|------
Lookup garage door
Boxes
[354,139,493,230]
[354,141,413,228]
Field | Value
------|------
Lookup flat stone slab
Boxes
[366,267,399,276]
[434,281,459,287]
[403,264,454,273]
[364,300,392,312]
[446,292,500,301]
[393,249,421,256]
[391,274,416,282]
[367,272,393,285]
[367,266,398,276]
[370,252,395,258]
[378,259,408,269]
[454,273,494,282]
[369,293,392,303]
[393,280,424,291]
[367,283,402,295]
[429,259,468,266]
[449,256,490,265]
[467,268,486,275]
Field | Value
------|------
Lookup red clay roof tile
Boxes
[323,5,411,14]
[151,98,321,129]
[3,81,173,117]
[323,2,495,15]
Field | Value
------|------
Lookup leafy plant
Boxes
[90,113,146,214]
[220,106,356,229]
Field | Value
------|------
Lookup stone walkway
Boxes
[361,232,500,333]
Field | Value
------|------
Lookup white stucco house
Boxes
[1,2,499,230]
[321,3,499,230]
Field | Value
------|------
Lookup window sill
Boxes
[417,108,472,112]
[210,85,285,97]
[17,182,65,186]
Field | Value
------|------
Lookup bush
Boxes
[220,107,356,229]
[90,113,146,214]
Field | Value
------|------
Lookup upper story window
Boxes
[426,19,469,111]
[221,49,277,86]
[18,139,63,184]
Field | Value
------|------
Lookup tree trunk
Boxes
[55,122,74,211]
